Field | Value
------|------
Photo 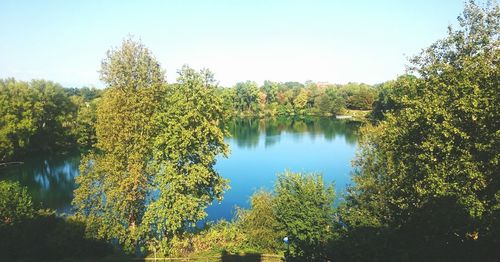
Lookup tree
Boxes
[262,80,279,103]
[273,172,335,260]
[141,65,228,253]
[71,95,99,149]
[0,79,78,161]
[314,87,345,115]
[217,87,236,117]
[73,38,166,252]
[234,81,259,112]
[0,79,37,161]
[340,1,499,260]
[0,181,35,225]
[29,80,77,151]
[370,75,418,122]
[74,39,229,255]
[339,83,376,110]
[293,88,309,114]
[237,190,283,251]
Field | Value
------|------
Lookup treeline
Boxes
[219,80,377,117]
[0,80,375,163]
[0,80,101,162]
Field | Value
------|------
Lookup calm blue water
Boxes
[0,117,359,220]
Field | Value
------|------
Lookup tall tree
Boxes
[234,81,259,112]
[340,1,499,260]
[0,79,77,161]
[74,40,229,255]
[0,79,37,161]
[73,38,165,251]
[141,66,228,252]
[262,80,279,103]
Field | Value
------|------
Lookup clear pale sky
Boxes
[0,0,465,87]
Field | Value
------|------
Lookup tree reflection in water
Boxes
[225,116,359,149]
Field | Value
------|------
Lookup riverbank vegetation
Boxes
[219,80,377,118]
[0,80,102,162]
[0,79,370,164]
[0,1,498,261]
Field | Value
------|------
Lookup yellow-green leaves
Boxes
[74,40,228,255]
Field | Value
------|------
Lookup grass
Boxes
[143,251,283,261]
[341,109,371,121]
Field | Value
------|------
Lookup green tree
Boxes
[262,80,279,103]
[0,180,35,225]
[0,79,78,161]
[73,38,166,252]
[314,87,345,115]
[71,96,99,149]
[234,81,259,112]
[273,172,335,260]
[74,40,229,255]
[370,75,418,122]
[217,87,236,117]
[29,80,77,151]
[237,190,283,251]
[293,88,309,114]
[339,1,499,260]
[338,83,376,110]
[0,79,37,161]
[141,65,228,253]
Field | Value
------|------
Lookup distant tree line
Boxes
[0,79,376,163]
[218,80,377,117]
[0,80,102,162]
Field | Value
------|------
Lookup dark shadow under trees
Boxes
[0,211,113,260]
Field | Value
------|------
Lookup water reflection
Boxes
[226,116,360,148]
[0,154,79,213]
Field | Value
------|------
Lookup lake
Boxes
[0,117,359,221]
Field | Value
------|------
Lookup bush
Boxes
[237,190,284,252]
[0,181,112,260]
[0,180,35,225]
[273,172,335,260]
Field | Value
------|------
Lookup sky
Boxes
[0,0,465,88]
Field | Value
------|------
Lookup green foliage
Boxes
[338,82,377,110]
[73,39,228,255]
[26,80,78,152]
[0,181,111,260]
[336,1,500,260]
[72,96,99,149]
[0,78,101,161]
[188,220,249,256]
[370,75,418,122]
[73,38,166,252]
[262,80,279,103]
[234,81,259,112]
[314,87,345,115]
[236,190,283,251]
[176,172,336,259]
[220,79,374,117]
[273,172,335,260]
[0,79,37,160]
[0,180,35,225]
[64,86,103,101]
[141,65,229,252]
